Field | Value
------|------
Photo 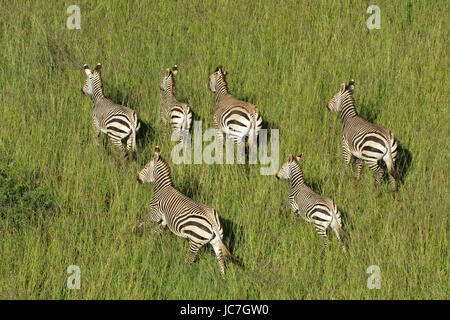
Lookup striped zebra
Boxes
[160,65,192,142]
[327,80,398,192]
[137,146,232,275]
[276,154,345,254]
[209,65,263,151]
[81,63,140,153]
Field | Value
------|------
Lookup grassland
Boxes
[0,0,448,299]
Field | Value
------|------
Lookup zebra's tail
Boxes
[181,108,188,132]
[130,121,137,152]
[179,107,191,143]
[213,228,232,259]
[330,202,346,252]
[247,115,257,148]
[219,238,232,259]
[210,219,232,259]
[385,134,398,181]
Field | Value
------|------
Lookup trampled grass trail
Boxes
[0,0,448,299]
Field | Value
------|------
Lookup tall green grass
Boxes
[0,0,448,299]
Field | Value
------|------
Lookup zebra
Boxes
[137,146,232,275]
[276,154,345,254]
[209,65,263,152]
[327,80,398,192]
[81,63,140,154]
[160,65,192,142]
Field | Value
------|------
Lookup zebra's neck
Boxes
[339,93,358,125]
[290,164,305,190]
[215,76,230,103]
[91,79,105,104]
[164,78,175,103]
[153,163,173,193]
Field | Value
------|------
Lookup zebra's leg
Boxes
[171,127,181,142]
[215,129,224,148]
[385,156,398,193]
[355,158,364,181]
[137,214,152,228]
[126,131,134,152]
[331,222,346,253]
[341,137,352,174]
[188,240,201,264]
[279,200,290,215]
[313,223,329,256]
[388,171,397,194]
[92,121,101,146]
[125,131,138,160]
[154,221,167,237]
[210,237,225,275]
[107,132,125,153]
[366,160,384,189]
[236,138,246,164]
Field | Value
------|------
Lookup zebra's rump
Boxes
[169,105,192,130]
[351,132,391,161]
[293,189,333,224]
[103,113,134,138]
[306,203,333,225]
[218,106,262,140]
[96,101,139,137]
[174,214,214,242]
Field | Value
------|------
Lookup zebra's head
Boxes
[209,65,228,92]
[327,80,355,112]
[82,63,103,96]
[160,65,178,91]
[276,154,303,180]
[137,146,171,184]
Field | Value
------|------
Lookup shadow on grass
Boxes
[136,119,154,152]
[337,206,354,248]
[220,217,245,269]
[395,141,412,187]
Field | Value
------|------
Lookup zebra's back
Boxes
[94,98,139,132]
[156,186,221,241]
[344,116,396,161]
[292,185,335,222]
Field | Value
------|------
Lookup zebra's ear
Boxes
[223,70,228,76]
[172,65,178,75]
[347,79,355,92]
[287,154,293,162]
[215,65,223,73]
[296,153,303,162]
[95,63,102,72]
[154,146,161,160]
[340,83,346,93]
[83,65,92,76]
[165,68,171,77]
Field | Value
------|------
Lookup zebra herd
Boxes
[81,63,399,275]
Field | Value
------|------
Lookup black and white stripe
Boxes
[209,65,263,149]
[82,63,140,153]
[160,65,192,142]
[327,80,398,192]
[276,154,345,253]
[137,147,231,275]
